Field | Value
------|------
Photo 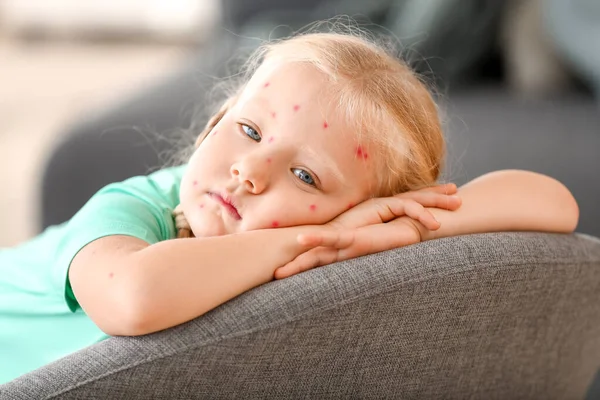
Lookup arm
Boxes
[273,171,579,279]
[421,169,579,240]
[69,226,317,337]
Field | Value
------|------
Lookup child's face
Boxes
[180,62,376,237]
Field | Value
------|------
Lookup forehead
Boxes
[241,61,330,107]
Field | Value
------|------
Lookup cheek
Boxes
[190,140,234,175]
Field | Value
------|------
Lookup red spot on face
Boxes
[309,204,317,211]
[323,121,329,129]
[200,204,204,208]
[264,82,270,88]
[193,180,198,186]
[212,129,218,136]
[268,136,274,143]
[347,203,354,210]
[271,221,279,228]
[109,272,114,278]
[356,146,369,160]
[266,158,272,163]
[293,104,300,112]
[271,112,277,119]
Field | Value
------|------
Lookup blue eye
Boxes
[241,124,261,142]
[292,168,316,186]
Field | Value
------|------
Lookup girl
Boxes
[0,32,578,384]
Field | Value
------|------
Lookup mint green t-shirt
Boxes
[0,165,185,384]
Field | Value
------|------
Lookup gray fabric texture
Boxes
[2,232,600,399]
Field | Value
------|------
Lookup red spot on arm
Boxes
[200,204,204,208]
[268,136,274,143]
[323,121,329,129]
[271,112,277,119]
[309,204,317,211]
[293,104,300,112]
[109,272,114,278]
[271,221,279,228]
[266,158,272,163]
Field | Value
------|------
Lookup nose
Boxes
[230,155,269,194]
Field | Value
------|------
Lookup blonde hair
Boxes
[174,30,445,238]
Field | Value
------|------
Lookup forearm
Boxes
[126,226,312,335]
[422,170,579,240]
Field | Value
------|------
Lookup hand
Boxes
[274,183,461,279]
[329,183,461,232]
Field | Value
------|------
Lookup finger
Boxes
[328,221,421,262]
[397,183,457,197]
[297,229,356,249]
[366,197,440,229]
[387,198,440,230]
[274,247,339,279]
[395,191,461,211]
[426,183,458,195]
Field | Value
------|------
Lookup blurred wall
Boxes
[0,1,221,247]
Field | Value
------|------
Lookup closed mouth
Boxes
[209,192,242,220]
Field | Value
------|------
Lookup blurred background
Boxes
[1,0,599,247]
[0,0,220,246]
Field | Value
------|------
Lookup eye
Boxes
[241,124,261,142]
[292,168,316,187]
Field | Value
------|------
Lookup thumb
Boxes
[297,229,356,249]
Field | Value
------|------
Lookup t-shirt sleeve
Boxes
[53,165,186,312]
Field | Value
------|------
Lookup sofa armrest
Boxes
[3,232,600,399]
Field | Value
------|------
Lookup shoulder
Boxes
[101,164,188,210]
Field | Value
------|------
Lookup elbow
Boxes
[110,281,157,337]
[92,295,150,337]
[95,268,154,337]
[545,174,579,233]
[561,188,580,233]
[492,169,580,234]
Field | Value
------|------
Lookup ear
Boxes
[195,96,238,148]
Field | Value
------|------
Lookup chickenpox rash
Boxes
[356,146,369,160]
[212,129,218,136]
[309,204,317,211]
[271,112,277,119]
[193,180,198,186]
[264,82,270,88]
[293,104,301,112]
[200,204,205,208]
[347,203,354,210]
[266,158,272,163]
[271,221,280,228]
[268,136,274,143]
[323,121,329,129]
[109,272,114,278]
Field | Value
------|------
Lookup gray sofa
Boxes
[3,2,600,398]
[2,233,600,399]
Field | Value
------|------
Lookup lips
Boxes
[208,192,242,220]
